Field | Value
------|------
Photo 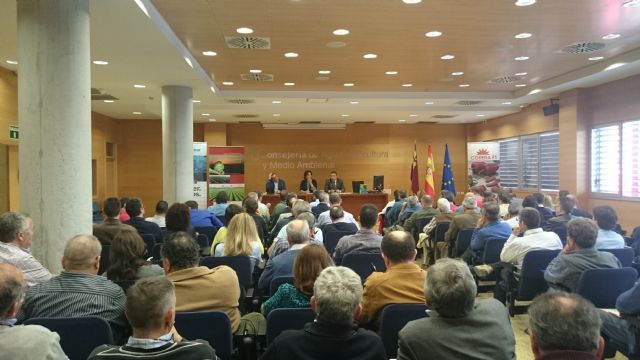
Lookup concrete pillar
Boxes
[17,0,92,273]
[162,86,194,204]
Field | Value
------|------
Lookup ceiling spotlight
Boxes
[515,0,536,6]
[318,70,331,74]
[132,111,142,115]
[133,84,146,88]
[409,114,418,117]
[441,54,455,60]
[272,100,282,104]
[588,56,604,61]
[201,113,210,116]
[402,83,413,87]
[222,81,234,86]
[515,72,528,76]
[284,82,295,86]
[273,114,281,117]
[502,102,512,105]
[192,100,201,103]
[202,51,217,56]
[623,0,640,7]
[515,56,530,61]
[103,100,114,103]
[425,31,442,37]
[425,102,434,105]
[363,53,378,59]
[398,119,407,122]
[341,114,350,117]
[515,32,532,39]
[451,71,464,76]
[476,114,486,117]
[236,27,254,34]
[209,119,217,122]
[515,84,527,87]
[343,83,355,87]
[333,29,350,36]
[604,62,626,71]
[528,89,542,95]
[459,84,470,87]
[403,0,422,3]
[385,70,398,75]
[5,60,17,65]
[350,101,359,104]
[602,33,621,40]
[93,60,109,65]
[284,52,299,58]
[249,69,262,74]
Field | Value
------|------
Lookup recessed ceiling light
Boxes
[459,84,470,87]
[403,0,422,4]
[425,102,434,105]
[273,114,281,117]
[515,84,527,87]
[209,119,217,122]
[5,60,17,65]
[350,101,359,104]
[398,119,406,122]
[284,82,295,86]
[192,100,201,103]
[133,84,146,88]
[515,72,528,76]
[602,33,621,40]
[623,0,640,7]
[132,111,142,115]
[249,69,262,74]
[515,56,530,61]
[515,0,536,6]
[210,86,216,94]
[604,62,626,71]
[502,102,512,105]
[515,33,532,39]
[588,56,604,61]
[476,114,486,117]
[441,54,455,60]
[425,31,442,38]
[93,60,109,65]
[341,114,350,117]
[202,51,217,56]
[409,114,418,117]
[236,27,254,34]
[222,81,234,86]
[402,83,413,87]
[363,53,378,59]
[318,70,331,74]
[202,113,210,116]
[451,71,464,76]
[343,83,354,87]
[184,57,193,68]
[528,89,542,95]
[385,70,398,75]
[284,52,299,58]
[103,100,114,103]
[333,29,349,36]
[272,100,282,104]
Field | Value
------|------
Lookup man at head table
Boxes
[323,171,345,193]
[299,170,318,193]
[266,172,287,194]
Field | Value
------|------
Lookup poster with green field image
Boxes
[208,146,245,204]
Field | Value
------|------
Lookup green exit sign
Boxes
[9,125,18,139]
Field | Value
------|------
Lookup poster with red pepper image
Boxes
[467,142,501,194]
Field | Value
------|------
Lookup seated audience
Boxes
[262,244,331,316]
[17,235,127,340]
[545,217,621,292]
[207,191,229,217]
[600,277,640,358]
[214,213,263,269]
[505,201,522,228]
[402,195,438,236]
[397,258,515,360]
[440,189,458,213]
[118,197,130,222]
[93,197,137,246]
[309,190,322,208]
[441,195,480,260]
[185,200,223,228]
[246,191,270,220]
[89,276,217,360]
[593,205,625,249]
[544,196,576,244]
[462,202,512,265]
[395,195,421,226]
[210,204,243,254]
[300,169,318,192]
[317,193,358,228]
[359,231,426,329]
[164,203,193,241]
[559,190,593,219]
[333,204,382,265]
[0,212,52,287]
[528,292,604,360]
[244,197,268,242]
[270,211,323,258]
[498,190,512,218]
[417,198,455,265]
[104,228,164,288]
[124,198,162,242]
[162,231,241,332]
[323,170,345,193]
[386,190,408,226]
[322,206,359,235]
[533,192,555,225]
[270,191,297,228]
[0,263,66,360]
[311,191,330,218]
[266,172,287,194]
[268,199,311,252]
[258,220,309,290]
[145,200,168,228]
[261,266,386,360]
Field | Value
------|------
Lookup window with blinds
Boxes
[522,136,540,189]
[591,125,620,194]
[622,121,640,197]
[540,132,560,191]
[498,139,519,188]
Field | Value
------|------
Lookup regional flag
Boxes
[424,144,435,198]
[441,144,456,195]
[410,141,419,194]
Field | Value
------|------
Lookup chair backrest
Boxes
[266,308,316,345]
[152,243,162,260]
[453,228,475,257]
[434,222,450,243]
[323,231,353,254]
[195,233,209,250]
[341,253,386,282]
[576,267,638,308]
[413,216,433,240]
[379,304,429,359]
[200,256,253,289]
[270,276,295,296]
[98,245,110,275]
[194,226,218,245]
[517,249,561,301]
[140,233,156,256]
[174,311,233,360]
[482,238,506,264]
[24,316,114,360]
[601,247,634,267]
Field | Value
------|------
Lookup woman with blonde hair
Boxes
[261,244,332,316]
[214,212,263,268]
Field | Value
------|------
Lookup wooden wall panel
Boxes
[0,67,18,146]
[91,112,119,203]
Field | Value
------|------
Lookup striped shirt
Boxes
[0,242,52,288]
[89,340,217,360]
[17,271,126,327]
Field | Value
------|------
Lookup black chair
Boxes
[152,243,162,260]
[412,216,433,242]
[269,276,295,296]
[323,231,352,254]
[195,233,209,251]
[453,228,475,258]
[601,247,635,267]
[342,253,386,282]
[432,222,450,247]
[98,245,110,275]
[174,311,233,360]
[266,308,315,345]
[200,256,253,290]
[24,316,114,360]
[481,238,506,265]
[506,249,560,316]
[140,233,156,257]
[379,304,429,359]
[576,267,638,308]
[194,226,218,245]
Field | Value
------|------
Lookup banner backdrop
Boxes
[208,146,245,205]
[467,142,501,194]
[193,142,208,209]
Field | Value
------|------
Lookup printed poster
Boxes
[208,146,245,205]
[193,142,208,209]
[467,142,501,193]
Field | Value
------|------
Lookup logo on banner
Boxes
[470,148,498,161]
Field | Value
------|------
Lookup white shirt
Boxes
[317,209,358,228]
[0,242,52,288]
[596,229,625,250]
[258,202,270,217]
[145,214,166,228]
[500,228,563,267]
[505,216,519,229]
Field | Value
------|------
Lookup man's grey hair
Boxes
[296,211,316,232]
[437,198,451,213]
[320,192,330,202]
[462,195,477,210]
[425,258,477,318]
[0,212,30,244]
[0,264,24,316]
[125,276,176,332]
[291,200,311,217]
[508,201,522,216]
[566,217,598,249]
[528,292,602,354]
[313,266,362,326]
[246,192,258,201]
[286,219,310,245]
[407,195,418,207]
[161,232,200,270]
[62,235,102,270]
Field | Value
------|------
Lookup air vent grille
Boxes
[455,100,483,106]
[225,36,271,49]
[561,42,605,54]
[226,99,255,104]
[234,114,259,118]
[488,76,524,84]
[431,115,457,119]
[354,121,375,124]
[240,73,274,82]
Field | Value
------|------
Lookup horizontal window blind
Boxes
[522,136,539,189]
[498,139,519,188]
[540,132,560,191]
[591,125,620,194]
[622,121,640,197]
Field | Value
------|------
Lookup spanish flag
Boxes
[424,144,435,199]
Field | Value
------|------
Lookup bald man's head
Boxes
[0,263,25,317]
[62,235,102,272]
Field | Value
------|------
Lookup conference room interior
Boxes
[1,0,640,359]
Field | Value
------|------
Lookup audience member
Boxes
[462,202,512,265]
[164,203,193,240]
[397,258,515,360]
[266,173,287,194]
[247,191,270,220]
[440,189,458,212]
[185,200,223,228]
[528,292,604,360]
[417,198,455,265]
[333,204,382,265]
[441,195,480,259]
[311,191,330,218]
[317,193,358,228]
[162,231,241,332]
[104,228,164,288]
[270,191,297,227]
[0,212,52,287]
[118,197,130,222]
[386,190,408,226]
[262,244,331,316]
[207,191,229,217]
[498,190,512,218]
[533,193,555,224]
[210,204,243,254]
[544,218,620,292]
[559,191,593,219]
[505,201,522,229]
[145,200,168,228]
[0,263,66,360]
[402,195,438,236]
[89,276,217,360]
[261,266,386,360]
[124,198,162,242]
[93,197,137,246]
[359,231,425,329]
[271,210,323,258]
[269,200,312,254]
[258,220,309,290]
[244,197,268,242]
[323,170,345,193]
[300,170,318,192]
[600,277,640,358]
[214,213,263,268]
[322,206,359,235]
[395,195,422,226]
[593,205,625,249]
[544,196,576,243]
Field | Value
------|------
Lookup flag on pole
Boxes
[424,144,435,198]
[410,141,419,194]
[441,144,456,195]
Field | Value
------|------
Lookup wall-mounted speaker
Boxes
[543,103,559,116]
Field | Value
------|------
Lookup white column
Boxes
[162,86,194,204]
[17,0,92,273]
